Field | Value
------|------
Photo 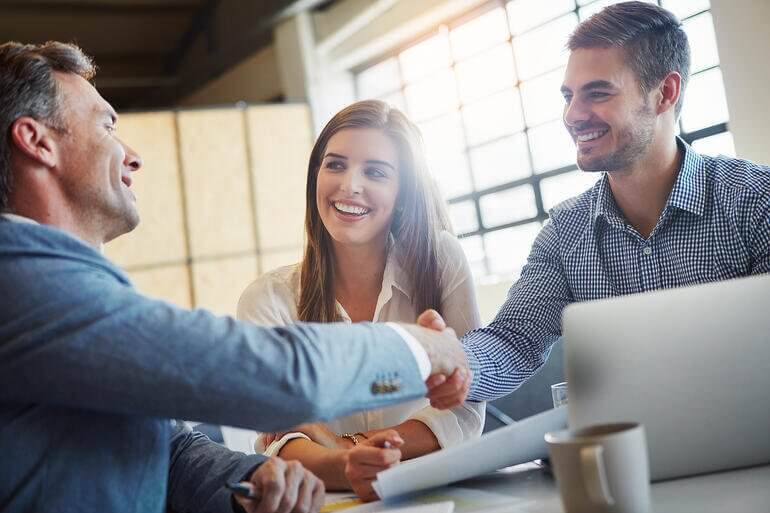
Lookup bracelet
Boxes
[340,432,365,445]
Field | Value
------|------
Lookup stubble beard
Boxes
[577,101,656,173]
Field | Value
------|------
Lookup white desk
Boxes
[449,462,770,512]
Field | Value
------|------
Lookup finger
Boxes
[255,460,286,513]
[310,478,325,513]
[430,368,467,397]
[234,482,259,513]
[364,429,404,448]
[428,371,470,409]
[276,461,302,513]
[293,474,313,513]
[425,373,447,390]
[416,309,446,331]
[349,445,402,466]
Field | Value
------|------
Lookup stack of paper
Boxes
[373,407,567,499]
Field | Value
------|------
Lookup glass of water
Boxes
[551,381,568,408]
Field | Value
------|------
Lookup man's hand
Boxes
[234,457,324,513]
[344,430,404,502]
[413,309,472,409]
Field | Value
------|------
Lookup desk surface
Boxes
[452,462,770,512]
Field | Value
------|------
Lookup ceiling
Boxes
[0,0,323,109]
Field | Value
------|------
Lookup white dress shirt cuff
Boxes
[385,322,430,380]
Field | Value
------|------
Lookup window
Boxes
[355,0,732,280]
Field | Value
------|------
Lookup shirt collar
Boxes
[0,212,40,225]
[667,137,707,216]
[334,234,412,322]
[593,136,707,224]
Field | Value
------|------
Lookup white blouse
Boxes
[235,231,485,456]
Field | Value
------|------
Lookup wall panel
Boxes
[105,112,187,268]
[178,108,256,258]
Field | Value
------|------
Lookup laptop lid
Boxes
[563,274,770,481]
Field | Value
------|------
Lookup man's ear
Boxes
[9,117,59,169]
[656,71,682,115]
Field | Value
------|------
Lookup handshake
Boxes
[400,309,473,410]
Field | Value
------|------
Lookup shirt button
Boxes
[642,246,652,256]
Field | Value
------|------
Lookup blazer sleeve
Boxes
[0,254,426,432]
[167,420,265,513]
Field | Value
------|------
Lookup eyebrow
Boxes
[324,152,396,171]
[561,79,616,95]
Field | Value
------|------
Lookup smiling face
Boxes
[315,128,400,250]
[561,47,657,173]
[53,72,142,243]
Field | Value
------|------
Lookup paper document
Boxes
[373,406,567,499]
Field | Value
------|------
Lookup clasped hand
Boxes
[408,309,473,410]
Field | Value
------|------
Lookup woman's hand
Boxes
[344,430,404,502]
[263,423,344,450]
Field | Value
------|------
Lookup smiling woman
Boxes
[235,100,485,501]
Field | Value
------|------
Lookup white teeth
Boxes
[577,129,608,142]
[334,202,370,215]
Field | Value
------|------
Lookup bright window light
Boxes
[480,185,539,227]
[528,119,576,173]
[456,43,516,103]
[507,0,576,35]
[399,33,452,83]
[684,12,720,73]
[462,89,525,146]
[513,12,577,80]
[540,170,602,211]
[469,133,532,190]
[449,201,479,234]
[485,222,541,278]
[450,7,509,60]
[680,67,729,133]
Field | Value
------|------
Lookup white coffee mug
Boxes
[545,422,651,513]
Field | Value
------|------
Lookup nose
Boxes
[563,97,590,129]
[122,139,142,172]
[339,168,363,195]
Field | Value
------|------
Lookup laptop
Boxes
[563,274,770,481]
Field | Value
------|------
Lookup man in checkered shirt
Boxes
[426,2,770,402]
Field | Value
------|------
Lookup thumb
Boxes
[366,429,404,448]
[416,309,446,331]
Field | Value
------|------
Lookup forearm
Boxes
[277,439,351,490]
[168,421,266,513]
[364,420,439,460]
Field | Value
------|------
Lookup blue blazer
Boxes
[0,220,425,512]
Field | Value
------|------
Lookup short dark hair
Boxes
[0,41,96,211]
[568,1,690,117]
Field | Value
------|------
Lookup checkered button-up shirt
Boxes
[464,139,770,401]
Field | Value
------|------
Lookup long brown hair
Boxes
[298,100,450,322]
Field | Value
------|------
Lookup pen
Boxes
[226,481,259,500]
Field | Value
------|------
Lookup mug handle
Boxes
[580,445,615,507]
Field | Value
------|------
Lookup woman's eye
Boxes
[325,160,345,170]
[365,167,386,178]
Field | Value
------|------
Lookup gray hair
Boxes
[568,1,690,117]
[0,41,96,211]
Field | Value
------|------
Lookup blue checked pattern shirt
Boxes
[464,139,770,401]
